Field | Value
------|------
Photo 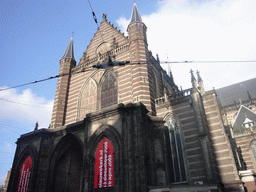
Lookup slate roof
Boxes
[216,78,256,107]
[62,36,75,60]
[233,105,256,130]
[130,2,142,23]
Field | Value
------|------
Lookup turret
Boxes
[127,2,148,64]
[126,2,156,114]
[50,35,76,128]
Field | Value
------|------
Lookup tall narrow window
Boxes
[79,79,97,120]
[17,155,32,192]
[149,68,157,99]
[101,72,117,109]
[165,117,186,183]
[251,140,256,161]
[94,137,114,189]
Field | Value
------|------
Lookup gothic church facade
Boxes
[7,3,256,192]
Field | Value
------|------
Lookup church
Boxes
[7,2,256,192]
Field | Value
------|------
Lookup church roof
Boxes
[61,35,75,60]
[130,2,142,23]
[216,78,256,107]
[232,105,256,130]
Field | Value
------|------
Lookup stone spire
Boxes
[190,69,197,91]
[197,70,205,95]
[130,1,142,24]
[61,35,75,60]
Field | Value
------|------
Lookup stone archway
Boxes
[53,144,82,192]
[49,134,83,192]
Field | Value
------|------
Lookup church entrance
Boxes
[53,144,82,192]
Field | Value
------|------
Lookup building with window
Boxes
[7,3,256,192]
[215,78,256,192]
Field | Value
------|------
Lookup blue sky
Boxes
[0,0,256,185]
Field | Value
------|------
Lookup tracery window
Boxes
[149,68,157,99]
[152,74,157,98]
[101,72,117,109]
[17,155,32,192]
[251,140,256,161]
[165,117,186,183]
[79,79,97,120]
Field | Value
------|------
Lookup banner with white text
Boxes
[17,155,32,192]
[94,137,114,189]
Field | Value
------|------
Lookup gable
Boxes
[233,105,256,130]
[78,19,129,67]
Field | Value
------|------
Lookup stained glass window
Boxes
[251,140,256,161]
[101,72,117,109]
[165,117,186,183]
[80,79,97,119]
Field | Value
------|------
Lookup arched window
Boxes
[152,74,157,98]
[79,79,97,119]
[251,140,256,161]
[101,72,117,109]
[17,155,32,192]
[94,137,114,189]
[149,68,157,99]
[165,117,186,183]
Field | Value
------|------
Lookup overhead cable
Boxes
[1,60,255,92]
[160,60,256,64]
[0,126,21,134]
[87,0,98,24]
[0,67,93,92]
[0,97,52,108]
[0,122,30,132]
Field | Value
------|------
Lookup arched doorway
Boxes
[52,137,83,192]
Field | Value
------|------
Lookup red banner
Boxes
[94,137,114,189]
[17,155,32,192]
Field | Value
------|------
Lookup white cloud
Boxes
[117,0,256,90]
[0,87,53,129]
[0,142,15,154]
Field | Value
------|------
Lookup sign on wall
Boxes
[94,137,114,189]
[17,155,32,192]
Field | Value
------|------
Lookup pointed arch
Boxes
[164,113,187,183]
[94,137,114,189]
[17,156,32,192]
[9,145,38,192]
[99,70,118,109]
[86,125,122,191]
[77,78,98,120]
[148,66,158,99]
[47,134,83,192]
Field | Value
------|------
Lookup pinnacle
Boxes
[130,2,142,23]
[61,35,75,60]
